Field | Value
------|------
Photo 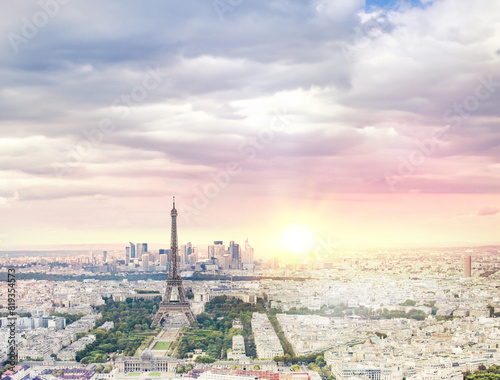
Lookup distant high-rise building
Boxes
[129,242,136,259]
[190,247,198,265]
[214,241,223,245]
[159,249,169,270]
[242,238,254,265]
[229,241,240,269]
[464,255,472,277]
[160,253,168,268]
[142,243,148,253]
[125,247,130,266]
[222,254,232,270]
[103,251,107,262]
[209,243,225,265]
[182,242,192,265]
[273,257,279,269]
[142,253,149,272]
[136,243,142,257]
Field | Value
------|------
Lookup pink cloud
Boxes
[477,207,500,216]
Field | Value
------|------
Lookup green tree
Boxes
[195,356,216,364]
[315,355,325,367]
[292,365,300,372]
[254,365,261,370]
[399,299,416,307]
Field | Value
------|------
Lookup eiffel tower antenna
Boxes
[151,197,195,326]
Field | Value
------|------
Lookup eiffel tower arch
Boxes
[151,197,195,327]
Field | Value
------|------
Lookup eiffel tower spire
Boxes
[169,196,179,280]
[151,197,195,326]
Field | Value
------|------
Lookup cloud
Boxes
[0,0,499,247]
[477,207,500,216]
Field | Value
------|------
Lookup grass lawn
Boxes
[153,342,171,350]
[127,373,141,376]
[148,373,161,376]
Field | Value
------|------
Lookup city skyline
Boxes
[2,0,500,377]
[0,0,499,255]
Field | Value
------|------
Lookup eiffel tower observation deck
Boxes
[151,197,195,327]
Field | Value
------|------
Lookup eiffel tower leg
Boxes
[151,312,163,327]
[177,284,188,303]
[185,310,195,324]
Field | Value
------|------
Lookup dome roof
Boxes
[140,349,154,360]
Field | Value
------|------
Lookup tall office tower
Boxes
[189,247,197,265]
[142,253,150,272]
[159,249,169,267]
[160,253,168,268]
[125,247,130,266]
[180,243,192,265]
[464,254,472,277]
[136,243,142,257]
[216,245,226,262]
[229,241,240,269]
[186,242,192,264]
[90,250,96,264]
[273,257,279,269]
[242,238,254,265]
[179,245,186,264]
[129,242,135,259]
[151,251,159,263]
[142,243,148,253]
[103,251,108,262]
[222,254,232,270]
[152,197,195,326]
[209,241,225,264]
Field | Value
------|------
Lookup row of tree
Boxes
[466,365,500,380]
[95,364,113,373]
[175,296,265,359]
[75,297,161,362]
[272,353,325,366]
[269,303,428,321]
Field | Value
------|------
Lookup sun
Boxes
[279,224,316,256]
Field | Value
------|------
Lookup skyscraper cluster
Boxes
[122,239,254,272]
[123,242,170,271]
[203,239,254,270]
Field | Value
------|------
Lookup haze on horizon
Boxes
[0,0,499,257]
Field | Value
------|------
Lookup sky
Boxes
[0,0,499,256]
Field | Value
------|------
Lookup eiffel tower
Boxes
[151,197,195,326]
